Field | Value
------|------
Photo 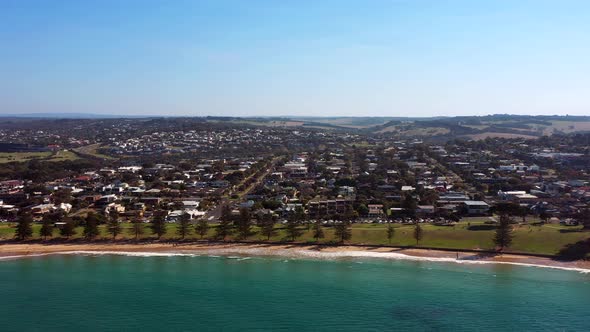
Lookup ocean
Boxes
[1,253,589,331]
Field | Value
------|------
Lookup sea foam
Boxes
[1,248,588,274]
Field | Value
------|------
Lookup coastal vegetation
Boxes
[493,215,515,251]
[2,218,589,258]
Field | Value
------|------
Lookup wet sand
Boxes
[1,242,588,272]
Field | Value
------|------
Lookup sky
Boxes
[1,0,589,117]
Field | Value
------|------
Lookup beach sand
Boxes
[1,242,589,272]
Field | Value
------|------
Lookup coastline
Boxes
[1,242,589,272]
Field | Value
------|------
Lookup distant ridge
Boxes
[0,113,151,119]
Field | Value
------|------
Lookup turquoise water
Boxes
[1,254,590,331]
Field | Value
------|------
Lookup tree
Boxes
[356,204,369,217]
[493,202,520,217]
[236,208,253,239]
[517,206,528,223]
[312,221,325,243]
[221,204,233,223]
[195,219,210,239]
[60,218,77,239]
[285,215,303,242]
[83,213,100,240]
[39,216,54,240]
[493,214,514,251]
[294,206,306,222]
[420,190,439,205]
[177,213,191,240]
[402,193,417,217]
[576,209,590,230]
[215,204,234,240]
[151,211,167,239]
[15,214,33,241]
[334,221,352,243]
[539,211,551,224]
[259,213,276,241]
[129,215,144,241]
[413,223,424,246]
[343,206,358,222]
[215,219,233,240]
[386,223,395,244]
[106,212,122,240]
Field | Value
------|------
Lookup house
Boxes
[104,203,125,215]
[140,197,162,205]
[57,203,72,213]
[182,200,200,209]
[307,199,354,219]
[31,204,55,216]
[416,205,435,215]
[96,194,118,207]
[367,204,384,218]
[462,201,490,215]
[497,191,538,201]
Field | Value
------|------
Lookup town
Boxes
[0,116,589,258]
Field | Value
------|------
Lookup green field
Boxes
[48,150,80,162]
[0,152,52,164]
[0,150,80,164]
[1,219,588,257]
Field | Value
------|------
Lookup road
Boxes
[204,156,282,221]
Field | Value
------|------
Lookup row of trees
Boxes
[14,211,210,242]
[14,208,514,252]
[15,208,426,245]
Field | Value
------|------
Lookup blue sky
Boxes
[1,0,589,117]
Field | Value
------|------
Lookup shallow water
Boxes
[1,254,589,331]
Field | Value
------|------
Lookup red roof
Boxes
[75,175,92,182]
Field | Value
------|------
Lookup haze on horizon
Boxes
[1,0,589,118]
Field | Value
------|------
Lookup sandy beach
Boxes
[1,242,589,272]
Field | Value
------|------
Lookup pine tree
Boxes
[106,212,122,240]
[83,213,100,240]
[493,214,514,251]
[413,223,423,245]
[215,204,234,240]
[334,221,352,243]
[386,223,395,244]
[151,211,167,239]
[215,219,233,240]
[39,216,54,240]
[195,219,210,239]
[236,208,253,239]
[129,215,144,241]
[177,213,191,240]
[60,218,77,239]
[285,214,303,242]
[312,221,325,243]
[220,205,233,224]
[577,209,590,230]
[259,213,276,241]
[402,193,418,217]
[15,214,33,241]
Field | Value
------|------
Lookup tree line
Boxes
[13,205,553,254]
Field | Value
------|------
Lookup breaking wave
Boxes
[1,248,588,273]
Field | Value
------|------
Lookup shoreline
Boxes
[1,242,589,272]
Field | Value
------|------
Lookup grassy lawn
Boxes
[48,150,80,162]
[0,150,80,164]
[0,152,52,164]
[1,220,588,256]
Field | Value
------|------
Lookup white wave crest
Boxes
[1,248,588,274]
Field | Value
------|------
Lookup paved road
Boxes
[204,156,282,222]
